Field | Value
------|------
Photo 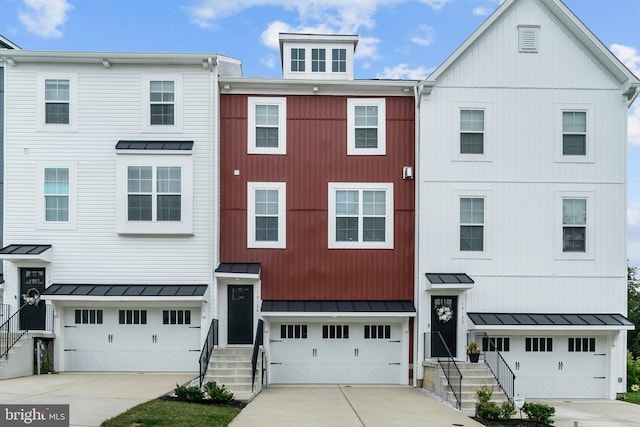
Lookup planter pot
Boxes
[469,353,480,363]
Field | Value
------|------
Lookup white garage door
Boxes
[63,307,201,372]
[269,322,403,384]
[504,335,608,398]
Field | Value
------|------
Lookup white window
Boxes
[460,197,484,251]
[555,104,593,163]
[562,198,586,253]
[37,73,78,131]
[518,25,540,53]
[312,48,326,72]
[142,75,182,132]
[248,97,287,155]
[328,183,394,249]
[248,182,286,248]
[291,48,305,72]
[525,337,553,352]
[562,111,586,155]
[347,98,386,155]
[460,109,484,154]
[116,155,193,235]
[332,48,346,72]
[44,168,69,222]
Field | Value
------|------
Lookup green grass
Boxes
[621,390,640,404]
[101,399,241,427]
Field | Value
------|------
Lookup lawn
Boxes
[621,390,640,404]
[101,399,241,427]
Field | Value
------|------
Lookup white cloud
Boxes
[410,24,434,47]
[18,0,72,38]
[472,6,491,16]
[376,63,432,80]
[355,36,382,61]
[261,54,277,69]
[630,105,640,147]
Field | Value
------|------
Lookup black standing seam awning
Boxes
[115,141,194,150]
[262,300,415,313]
[468,312,634,329]
[215,263,261,275]
[425,273,474,284]
[42,284,208,299]
[0,244,51,255]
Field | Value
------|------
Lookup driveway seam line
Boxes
[337,385,366,427]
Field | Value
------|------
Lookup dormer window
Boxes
[332,49,347,72]
[312,49,326,72]
[291,48,305,72]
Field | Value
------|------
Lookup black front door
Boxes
[431,296,457,357]
[228,285,253,344]
[20,268,46,331]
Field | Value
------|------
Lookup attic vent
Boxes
[518,25,540,53]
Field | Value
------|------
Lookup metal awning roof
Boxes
[42,284,208,301]
[0,244,52,262]
[215,263,261,279]
[425,273,474,290]
[262,300,415,317]
[468,312,635,331]
[115,141,194,150]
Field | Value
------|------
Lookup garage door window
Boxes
[119,309,147,325]
[75,309,103,324]
[163,310,191,325]
[482,337,510,352]
[568,337,596,352]
[281,324,308,339]
[525,337,553,352]
[364,325,391,339]
[323,325,349,339]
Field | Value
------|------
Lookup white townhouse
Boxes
[0,50,241,372]
[417,0,639,400]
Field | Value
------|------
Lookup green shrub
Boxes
[203,381,235,404]
[498,400,516,420]
[522,402,555,424]
[478,401,502,420]
[475,385,493,406]
[174,384,205,402]
[628,350,640,389]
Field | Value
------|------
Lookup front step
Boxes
[434,361,509,415]
[204,347,261,401]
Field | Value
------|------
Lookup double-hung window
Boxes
[332,48,346,72]
[347,98,386,155]
[128,166,181,222]
[44,168,69,222]
[150,81,175,125]
[460,197,484,251]
[562,111,586,155]
[312,48,326,72]
[328,183,394,249]
[562,198,586,252]
[460,109,484,154]
[248,97,287,155]
[248,182,286,248]
[45,79,70,124]
[291,48,305,72]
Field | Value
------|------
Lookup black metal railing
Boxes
[482,335,516,403]
[199,318,219,387]
[251,319,264,392]
[0,304,10,326]
[1,304,54,359]
[425,331,462,409]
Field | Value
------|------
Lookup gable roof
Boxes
[424,0,639,102]
[0,35,20,50]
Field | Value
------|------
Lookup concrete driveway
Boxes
[534,398,640,427]
[0,372,195,427]
[230,385,483,427]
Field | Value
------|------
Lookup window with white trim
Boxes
[162,310,191,325]
[117,155,193,235]
[37,73,78,131]
[248,97,287,155]
[119,309,147,325]
[281,324,308,339]
[562,111,586,155]
[322,325,349,339]
[347,98,386,155]
[312,48,326,72]
[460,197,484,251]
[364,325,391,339]
[75,309,103,325]
[562,198,586,252]
[142,75,182,132]
[525,337,553,352]
[291,48,305,72]
[328,183,394,249]
[150,80,175,125]
[45,79,70,124]
[248,182,286,248]
[460,109,484,154]
[482,337,510,352]
[332,48,346,72]
[44,168,69,222]
[568,337,596,352]
[555,104,593,162]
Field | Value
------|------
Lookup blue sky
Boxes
[2,0,640,267]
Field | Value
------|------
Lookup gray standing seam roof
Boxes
[115,141,194,150]
[468,312,634,327]
[216,263,261,275]
[262,300,415,313]
[0,244,51,255]
[42,284,208,297]
[425,273,474,284]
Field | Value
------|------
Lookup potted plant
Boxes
[467,341,480,363]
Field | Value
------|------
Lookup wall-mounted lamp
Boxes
[312,86,319,93]
[402,87,411,93]
[403,166,414,180]
[223,84,231,90]
[102,59,111,69]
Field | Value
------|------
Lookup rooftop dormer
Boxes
[279,33,358,80]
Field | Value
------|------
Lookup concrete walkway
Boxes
[0,372,195,427]
[533,398,640,427]
[229,385,483,427]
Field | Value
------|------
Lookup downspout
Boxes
[412,82,421,387]
[207,56,217,330]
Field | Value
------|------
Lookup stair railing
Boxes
[481,334,516,403]
[199,318,219,387]
[1,303,54,359]
[251,319,264,392]
[425,331,462,410]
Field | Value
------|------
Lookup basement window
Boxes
[518,25,540,53]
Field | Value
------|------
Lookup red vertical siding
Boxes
[220,94,415,301]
